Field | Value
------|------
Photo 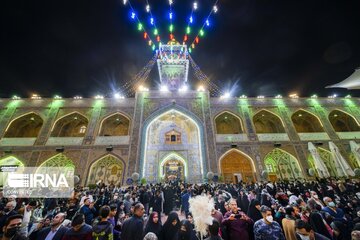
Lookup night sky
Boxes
[1,0,360,98]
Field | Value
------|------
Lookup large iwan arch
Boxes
[219,149,256,183]
[139,106,206,183]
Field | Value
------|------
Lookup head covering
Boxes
[143,232,158,240]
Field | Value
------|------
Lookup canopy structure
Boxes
[329,142,355,177]
[350,141,360,167]
[308,142,330,178]
[326,68,360,89]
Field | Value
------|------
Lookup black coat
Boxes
[36,226,68,240]
[120,215,144,240]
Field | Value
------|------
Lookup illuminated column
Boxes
[83,99,103,145]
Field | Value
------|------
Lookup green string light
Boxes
[199,29,204,36]
[154,28,158,35]
[186,26,191,34]
[169,24,174,32]
[138,23,143,31]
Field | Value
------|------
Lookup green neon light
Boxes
[6,100,21,109]
[93,99,104,108]
[273,98,286,107]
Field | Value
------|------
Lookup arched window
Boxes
[329,110,360,132]
[51,112,88,137]
[291,110,324,133]
[253,110,285,133]
[215,112,243,134]
[4,113,43,138]
[99,113,130,136]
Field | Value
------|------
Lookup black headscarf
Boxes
[161,211,180,240]
[178,219,197,240]
[145,211,162,239]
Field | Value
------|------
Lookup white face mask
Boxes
[266,216,273,223]
[313,195,318,199]
[298,234,310,240]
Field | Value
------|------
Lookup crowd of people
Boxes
[1,178,360,240]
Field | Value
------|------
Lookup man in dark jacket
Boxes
[62,213,93,240]
[36,212,68,240]
[92,206,113,240]
[79,198,96,225]
[0,201,17,236]
[121,203,145,240]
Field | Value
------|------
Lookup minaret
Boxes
[157,39,189,91]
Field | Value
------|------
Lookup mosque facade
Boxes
[0,42,360,185]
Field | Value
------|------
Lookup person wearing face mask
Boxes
[253,206,285,240]
[322,197,346,224]
[295,220,330,240]
[0,201,17,237]
[1,214,27,240]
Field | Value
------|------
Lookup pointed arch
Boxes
[219,149,256,183]
[214,111,243,134]
[253,109,285,133]
[87,154,125,185]
[159,152,188,180]
[264,148,303,181]
[292,109,324,133]
[329,109,360,132]
[0,156,25,167]
[140,104,206,182]
[98,112,131,136]
[4,112,43,138]
[51,112,89,137]
[38,153,75,169]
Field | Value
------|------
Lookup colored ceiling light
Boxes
[189,16,193,23]
[184,35,188,42]
[157,35,160,42]
[148,40,152,46]
[152,44,156,51]
[146,5,150,12]
[138,23,143,31]
[154,28,158,35]
[199,29,204,36]
[150,17,154,25]
[206,19,210,26]
[186,26,191,34]
[169,24,174,32]
[131,12,136,19]
[144,32,147,39]
[195,36,199,44]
